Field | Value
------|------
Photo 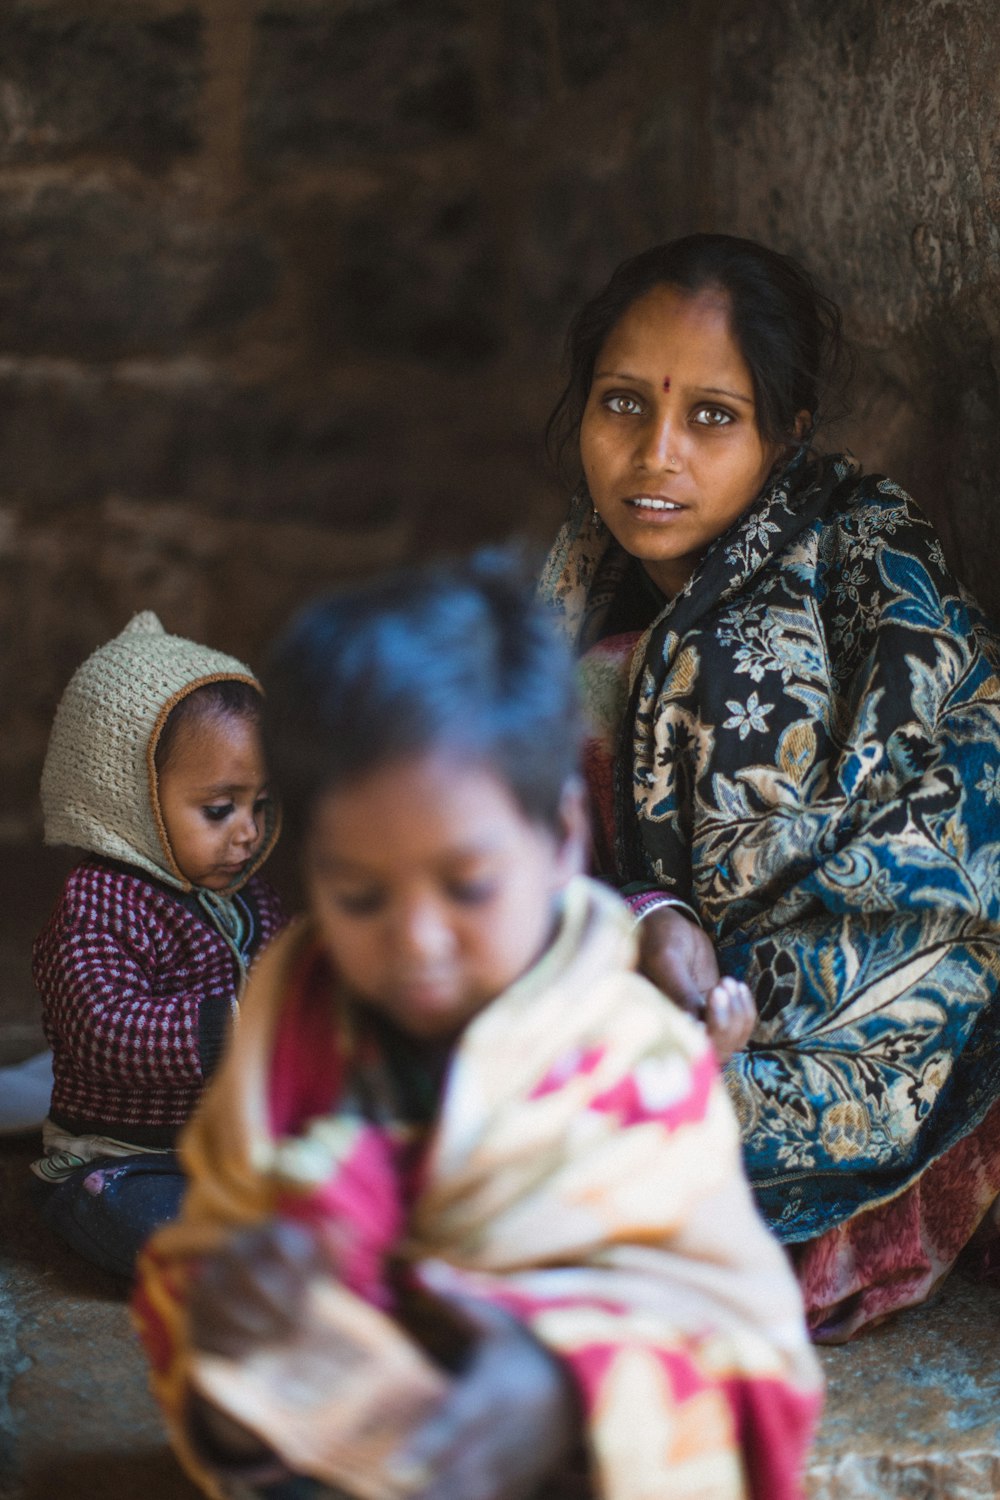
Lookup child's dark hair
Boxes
[154,680,262,772]
[547,233,847,478]
[262,550,583,842]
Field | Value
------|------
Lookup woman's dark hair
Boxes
[154,679,262,772]
[261,549,583,843]
[546,233,845,475]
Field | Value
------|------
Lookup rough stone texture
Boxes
[0,4,202,171]
[0,359,416,521]
[0,180,276,358]
[553,0,665,87]
[248,0,481,161]
[331,179,504,363]
[0,0,714,840]
[809,1277,1000,1497]
[708,0,1000,616]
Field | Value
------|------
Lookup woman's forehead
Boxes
[594,284,749,388]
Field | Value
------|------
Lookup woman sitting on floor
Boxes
[539,232,1000,1342]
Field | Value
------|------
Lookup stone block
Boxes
[318,182,503,363]
[0,361,421,525]
[705,0,1000,625]
[0,361,191,508]
[492,0,552,133]
[248,0,479,163]
[0,4,202,169]
[514,157,639,341]
[553,0,666,87]
[0,181,277,358]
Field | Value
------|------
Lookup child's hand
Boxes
[185,1220,329,1472]
[389,1287,577,1500]
[637,909,755,1064]
[704,976,757,1066]
[188,1219,328,1360]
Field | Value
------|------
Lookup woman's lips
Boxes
[624,494,684,514]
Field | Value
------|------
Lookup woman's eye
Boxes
[692,405,733,427]
[604,393,643,416]
[203,803,234,822]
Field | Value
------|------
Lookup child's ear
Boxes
[553,776,590,883]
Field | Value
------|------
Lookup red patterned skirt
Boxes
[790,1098,1000,1342]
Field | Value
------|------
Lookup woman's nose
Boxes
[636,411,680,471]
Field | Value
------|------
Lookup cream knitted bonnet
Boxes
[41,611,278,892]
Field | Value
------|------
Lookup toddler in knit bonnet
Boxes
[29,611,285,1281]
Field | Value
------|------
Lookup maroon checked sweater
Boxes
[33,857,286,1146]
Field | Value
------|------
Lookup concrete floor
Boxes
[0,1135,200,1500]
[3,848,1000,1499]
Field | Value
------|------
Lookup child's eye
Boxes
[202,803,234,822]
[692,405,734,428]
[253,795,271,816]
[603,393,643,416]
[447,880,497,906]
[333,889,385,917]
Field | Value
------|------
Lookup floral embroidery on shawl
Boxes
[541,454,1000,1243]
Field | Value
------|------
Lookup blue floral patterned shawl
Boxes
[540,451,1000,1242]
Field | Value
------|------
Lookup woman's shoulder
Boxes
[814,461,1000,652]
[819,461,957,575]
[824,460,928,527]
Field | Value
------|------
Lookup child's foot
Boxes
[704,979,756,1067]
[0,1049,53,1136]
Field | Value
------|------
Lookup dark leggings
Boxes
[37,1151,186,1280]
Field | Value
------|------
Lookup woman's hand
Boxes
[637,906,756,1064]
[390,1289,578,1500]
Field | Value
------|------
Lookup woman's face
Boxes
[579,283,784,597]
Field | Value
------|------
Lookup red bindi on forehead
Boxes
[662,376,671,391]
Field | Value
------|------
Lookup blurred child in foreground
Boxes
[133,555,821,1500]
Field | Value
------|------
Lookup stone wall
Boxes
[1,0,708,842]
[4,0,1000,843]
[708,0,1000,608]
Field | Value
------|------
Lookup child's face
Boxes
[303,752,587,1039]
[158,713,270,890]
